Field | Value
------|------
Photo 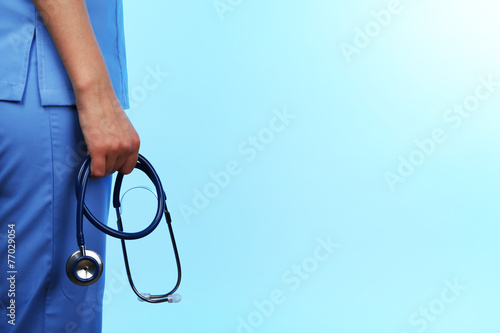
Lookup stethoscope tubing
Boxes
[72,153,182,302]
[117,206,182,302]
[75,154,165,245]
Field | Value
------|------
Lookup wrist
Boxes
[74,82,121,119]
[72,64,113,94]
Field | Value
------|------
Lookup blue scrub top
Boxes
[0,0,129,109]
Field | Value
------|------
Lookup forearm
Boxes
[32,0,113,97]
[32,0,140,177]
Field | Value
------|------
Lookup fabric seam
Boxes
[45,105,56,333]
[115,1,127,107]
[38,12,46,91]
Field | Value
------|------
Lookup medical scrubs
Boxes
[0,1,129,332]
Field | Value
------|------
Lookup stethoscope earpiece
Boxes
[66,246,103,286]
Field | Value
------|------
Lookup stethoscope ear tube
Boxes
[117,202,182,303]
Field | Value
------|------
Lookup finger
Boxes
[118,129,140,175]
[118,150,139,175]
[90,152,107,178]
[109,153,128,175]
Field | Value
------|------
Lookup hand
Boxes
[75,82,140,178]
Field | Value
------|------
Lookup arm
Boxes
[32,0,140,178]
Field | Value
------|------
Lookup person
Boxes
[0,0,139,331]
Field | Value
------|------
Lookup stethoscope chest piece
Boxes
[66,247,103,286]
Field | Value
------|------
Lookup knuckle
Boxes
[132,141,140,152]
[93,146,104,155]
[133,134,141,149]
[119,141,131,153]
[108,141,121,154]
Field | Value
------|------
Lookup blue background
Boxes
[102,1,500,332]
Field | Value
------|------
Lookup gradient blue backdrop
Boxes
[101,1,500,332]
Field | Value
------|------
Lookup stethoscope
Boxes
[66,154,182,303]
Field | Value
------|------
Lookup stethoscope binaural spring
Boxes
[66,154,182,304]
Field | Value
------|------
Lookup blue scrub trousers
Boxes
[0,37,110,332]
